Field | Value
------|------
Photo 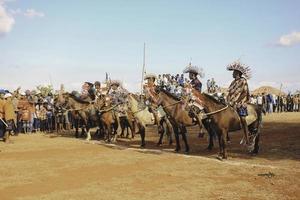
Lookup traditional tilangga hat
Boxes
[226,60,251,79]
[110,80,122,87]
[144,73,157,80]
[183,62,205,78]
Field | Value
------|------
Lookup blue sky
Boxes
[0,0,299,92]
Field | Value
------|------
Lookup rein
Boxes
[203,104,229,117]
[98,104,119,113]
[158,100,182,110]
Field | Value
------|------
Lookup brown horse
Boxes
[144,87,206,153]
[191,89,262,159]
[94,95,121,143]
[127,93,173,147]
[57,93,118,142]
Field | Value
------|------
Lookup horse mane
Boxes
[203,93,226,105]
[160,88,181,101]
[66,93,90,104]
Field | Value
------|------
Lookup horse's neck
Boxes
[129,96,139,112]
[202,95,223,112]
[69,98,86,109]
[160,93,178,114]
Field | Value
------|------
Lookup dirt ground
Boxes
[0,112,299,200]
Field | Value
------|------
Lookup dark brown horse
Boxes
[153,89,201,153]
[191,89,262,159]
[94,95,120,142]
[57,93,118,142]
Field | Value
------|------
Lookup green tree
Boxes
[36,85,53,97]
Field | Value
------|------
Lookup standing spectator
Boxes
[157,74,163,86]
[211,78,216,93]
[293,95,299,112]
[266,93,273,113]
[3,93,17,139]
[207,79,211,93]
[272,94,277,113]
[0,93,6,141]
[40,103,47,132]
[178,74,185,87]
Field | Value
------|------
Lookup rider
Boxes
[227,60,251,145]
[183,63,205,137]
[108,80,128,118]
[81,82,96,101]
[94,81,102,99]
[143,73,161,125]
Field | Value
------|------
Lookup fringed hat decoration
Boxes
[110,80,122,87]
[144,73,157,80]
[183,62,205,78]
[227,60,251,79]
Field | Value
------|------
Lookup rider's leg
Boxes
[240,116,249,144]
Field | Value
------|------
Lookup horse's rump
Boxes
[245,104,258,125]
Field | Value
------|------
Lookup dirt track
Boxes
[0,113,299,200]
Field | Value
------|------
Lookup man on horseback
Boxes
[184,62,204,92]
[183,63,206,137]
[108,80,129,118]
[81,82,96,101]
[227,61,251,145]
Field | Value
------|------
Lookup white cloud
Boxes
[277,31,300,47]
[0,3,15,35]
[24,9,45,18]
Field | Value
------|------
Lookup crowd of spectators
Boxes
[250,93,300,114]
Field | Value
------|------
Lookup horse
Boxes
[126,93,172,146]
[151,88,203,153]
[56,93,99,140]
[94,95,119,143]
[191,89,263,159]
[119,109,136,139]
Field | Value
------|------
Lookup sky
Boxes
[0,0,300,93]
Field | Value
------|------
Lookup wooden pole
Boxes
[141,43,146,94]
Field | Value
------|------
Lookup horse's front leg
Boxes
[220,129,228,159]
[173,125,181,152]
[180,125,190,154]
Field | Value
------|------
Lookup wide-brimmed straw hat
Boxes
[110,80,122,87]
[226,60,251,79]
[183,62,205,78]
[144,73,157,80]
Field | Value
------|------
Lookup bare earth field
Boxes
[0,113,299,200]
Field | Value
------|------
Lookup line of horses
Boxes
[55,87,262,160]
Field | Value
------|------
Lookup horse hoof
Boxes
[184,151,189,155]
[174,148,181,153]
[216,155,223,161]
[207,146,213,151]
[198,132,205,138]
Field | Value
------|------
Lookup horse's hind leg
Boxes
[173,126,181,152]
[222,131,228,159]
[137,123,146,147]
[157,119,165,146]
[180,125,189,154]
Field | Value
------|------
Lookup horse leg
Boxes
[125,119,130,138]
[86,125,91,141]
[139,124,146,147]
[173,125,181,152]
[180,125,190,154]
[120,118,125,138]
[157,119,165,146]
[220,129,228,159]
[216,130,223,160]
[129,120,135,139]
[74,118,79,138]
